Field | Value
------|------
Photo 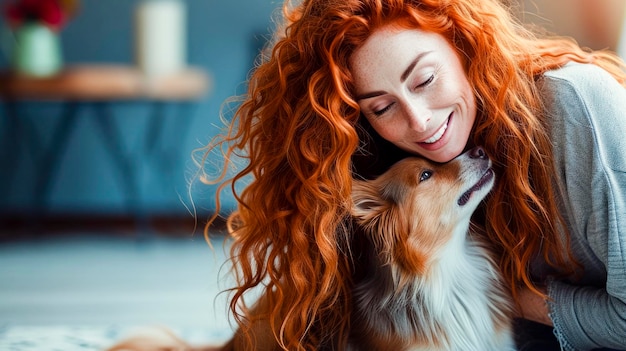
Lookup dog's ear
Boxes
[351,179,389,223]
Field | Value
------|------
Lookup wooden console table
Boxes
[0,65,212,232]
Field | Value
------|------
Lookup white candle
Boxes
[135,0,187,77]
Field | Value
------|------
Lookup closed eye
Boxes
[416,74,434,89]
[419,170,433,182]
[369,74,434,117]
[373,102,394,117]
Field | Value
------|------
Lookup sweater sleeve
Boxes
[539,63,626,351]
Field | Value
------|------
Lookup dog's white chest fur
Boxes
[352,227,515,351]
[413,231,514,350]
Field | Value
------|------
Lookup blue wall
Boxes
[0,0,280,217]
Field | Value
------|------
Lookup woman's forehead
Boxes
[349,26,451,80]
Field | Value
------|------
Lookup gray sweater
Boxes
[537,62,626,350]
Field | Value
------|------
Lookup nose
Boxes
[402,100,431,132]
[468,146,488,159]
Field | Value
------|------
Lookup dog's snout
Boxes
[468,147,487,160]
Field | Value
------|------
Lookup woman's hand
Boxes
[517,286,553,326]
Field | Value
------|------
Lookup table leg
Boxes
[145,101,196,181]
[92,102,147,234]
[1,101,80,233]
[145,101,166,157]
[32,102,81,217]
[0,101,21,212]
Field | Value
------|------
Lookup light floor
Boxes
[0,233,238,349]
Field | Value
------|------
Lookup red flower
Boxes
[3,0,78,30]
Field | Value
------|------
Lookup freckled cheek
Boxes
[369,118,406,142]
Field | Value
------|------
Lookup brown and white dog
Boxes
[106,147,514,351]
[348,146,515,351]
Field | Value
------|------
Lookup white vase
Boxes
[12,22,63,77]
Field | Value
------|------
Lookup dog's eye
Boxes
[419,170,433,182]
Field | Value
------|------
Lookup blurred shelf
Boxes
[0,64,212,101]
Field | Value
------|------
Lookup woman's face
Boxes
[350,25,476,163]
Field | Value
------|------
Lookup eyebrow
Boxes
[400,53,425,82]
[356,51,432,101]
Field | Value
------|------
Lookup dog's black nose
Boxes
[469,146,487,159]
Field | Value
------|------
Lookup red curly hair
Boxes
[197,0,626,349]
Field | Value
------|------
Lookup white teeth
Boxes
[423,119,448,144]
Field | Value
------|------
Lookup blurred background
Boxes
[0,0,278,236]
[0,0,624,349]
[0,0,278,349]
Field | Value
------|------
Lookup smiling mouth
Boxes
[421,114,451,144]
[458,168,494,206]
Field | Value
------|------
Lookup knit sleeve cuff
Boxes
[546,277,581,351]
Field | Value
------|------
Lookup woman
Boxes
[202,0,626,349]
